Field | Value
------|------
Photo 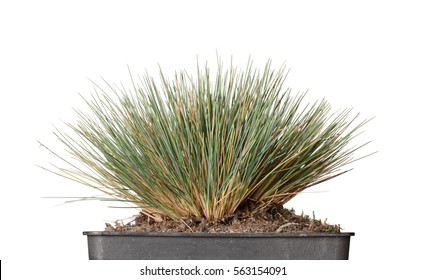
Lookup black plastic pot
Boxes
[83,231,354,260]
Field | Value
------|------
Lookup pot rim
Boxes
[83,231,354,237]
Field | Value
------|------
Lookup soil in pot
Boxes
[105,203,341,233]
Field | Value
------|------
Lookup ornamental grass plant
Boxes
[42,59,370,221]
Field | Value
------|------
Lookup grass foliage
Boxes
[43,59,370,221]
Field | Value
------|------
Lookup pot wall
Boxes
[83,232,354,260]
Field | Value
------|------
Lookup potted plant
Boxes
[40,58,371,260]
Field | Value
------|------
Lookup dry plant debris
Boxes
[106,204,341,233]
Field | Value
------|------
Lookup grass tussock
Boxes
[41,59,371,221]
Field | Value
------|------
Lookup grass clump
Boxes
[42,59,370,221]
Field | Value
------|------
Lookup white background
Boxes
[1,0,424,279]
